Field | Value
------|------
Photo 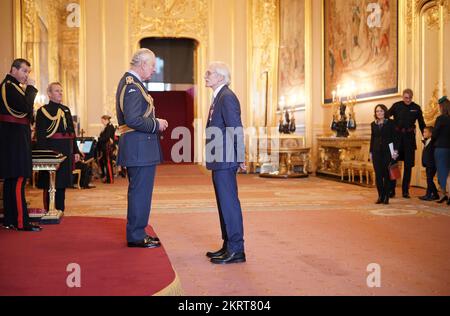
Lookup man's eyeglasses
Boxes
[205,71,217,77]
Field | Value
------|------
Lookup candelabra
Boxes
[279,108,296,135]
[330,87,357,138]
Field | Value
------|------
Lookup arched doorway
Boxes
[140,37,197,164]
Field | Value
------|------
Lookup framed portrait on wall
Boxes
[323,0,398,104]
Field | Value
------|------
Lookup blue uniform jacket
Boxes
[115,73,163,167]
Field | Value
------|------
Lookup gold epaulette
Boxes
[126,76,134,85]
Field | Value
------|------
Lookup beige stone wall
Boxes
[0,0,14,74]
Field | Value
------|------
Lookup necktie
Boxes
[208,96,215,122]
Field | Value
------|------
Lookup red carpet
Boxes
[0,217,181,296]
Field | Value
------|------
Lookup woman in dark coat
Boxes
[97,115,116,184]
[433,96,450,205]
[370,104,399,205]
[36,82,81,212]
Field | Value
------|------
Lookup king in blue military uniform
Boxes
[0,59,42,231]
[115,49,168,248]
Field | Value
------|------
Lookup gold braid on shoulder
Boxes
[40,107,67,138]
[1,81,28,119]
[119,76,154,118]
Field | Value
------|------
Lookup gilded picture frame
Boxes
[323,0,399,104]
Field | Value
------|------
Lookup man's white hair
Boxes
[209,62,231,86]
[130,48,155,67]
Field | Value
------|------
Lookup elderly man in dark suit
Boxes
[204,62,246,264]
[116,48,168,248]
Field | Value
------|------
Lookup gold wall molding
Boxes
[406,0,414,43]
[423,83,447,124]
[424,3,441,29]
[248,0,279,128]
[129,0,208,49]
[21,0,37,67]
[416,0,449,29]
[127,0,210,146]
[22,0,36,44]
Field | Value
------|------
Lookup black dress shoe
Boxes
[128,236,161,248]
[437,196,448,204]
[146,235,160,242]
[389,191,396,198]
[402,193,411,199]
[17,224,42,232]
[375,198,383,204]
[383,196,389,205]
[447,199,450,206]
[206,247,227,259]
[419,195,431,201]
[210,252,246,264]
[2,224,16,230]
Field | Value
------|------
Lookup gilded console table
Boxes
[251,134,310,179]
[32,151,67,224]
[259,147,311,179]
[317,136,370,178]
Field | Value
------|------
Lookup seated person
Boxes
[74,159,94,189]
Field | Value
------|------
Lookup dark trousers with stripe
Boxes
[126,165,156,242]
[43,188,66,212]
[100,150,114,184]
[3,177,29,228]
[212,168,245,253]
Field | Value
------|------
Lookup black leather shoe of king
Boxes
[210,252,246,264]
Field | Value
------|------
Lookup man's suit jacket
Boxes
[116,73,162,167]
[205,85,245,171]
[422,140,435,169]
